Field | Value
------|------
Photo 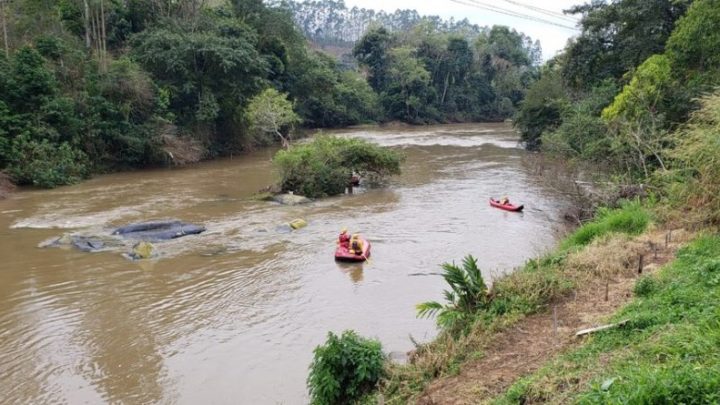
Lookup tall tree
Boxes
[352,26,391,91]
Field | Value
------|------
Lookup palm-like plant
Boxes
[417,255,489,330]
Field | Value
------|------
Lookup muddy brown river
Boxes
[0,123,575,404]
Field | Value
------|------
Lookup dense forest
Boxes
[0,0,539,190]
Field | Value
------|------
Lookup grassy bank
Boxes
[495,233,720,404]
[374,202,653,403]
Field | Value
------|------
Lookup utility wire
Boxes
[450,0,579,31]
[498,0,578,23]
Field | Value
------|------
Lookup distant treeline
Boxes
[287,0,487,47]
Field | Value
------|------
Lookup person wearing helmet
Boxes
[338,228,351,249]
[499,196,510,205]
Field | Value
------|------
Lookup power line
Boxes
[450,0,579,31]
[460,0,578,28]
[498,0,578,23]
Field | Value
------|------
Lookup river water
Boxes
[0,123,574,404]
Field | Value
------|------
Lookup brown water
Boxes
[0,123,574,404]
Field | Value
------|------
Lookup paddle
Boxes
[361,252,372,265]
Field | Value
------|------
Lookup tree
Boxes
[514,66,567,149]
[352,26,391,91]
[245,88,300,148]
[562,0,691,90]
[131,13,267,129]
[382,47,436,123]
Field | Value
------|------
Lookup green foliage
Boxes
[0,0,394,187]
[540,79,617,160]
[416,255,489,331]
[131,13,267,127]
[245,88,300,145]
[633,275,660,297]
[496,235,720,404]
[353,27,392,92]
[307,330,385,405]
[562,0,690,91]
[670,92,720,222]
[285,52,380,128]
[602,55,673,123]
[666,0,720,90]
[382,47,437,123]
[561,203,650,250]
[353,22,539,124]
[273,135,402,198]
[514,66,566,149]
[7,135,88,187]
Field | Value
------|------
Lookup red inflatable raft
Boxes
[335,238,371,262]
[489,198,524,212]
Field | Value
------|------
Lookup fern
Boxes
[416,255,489,331]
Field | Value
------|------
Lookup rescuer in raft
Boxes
[499,196,510,205]
[338,228,351,249]
[349,234,364,255]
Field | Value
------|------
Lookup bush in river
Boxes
[273,135,403,198]
[307,330,385,405]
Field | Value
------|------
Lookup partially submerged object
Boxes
[489,198,524,212]
[335,237,371,262]
[129,241,155,260]
[39,234,123,252]
[113,220,205,241]
[272,193,312,206]
[289,218,308,230]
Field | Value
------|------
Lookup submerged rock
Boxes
[113,220,205,241]
[272,193,312,206]
[39,234,122,252]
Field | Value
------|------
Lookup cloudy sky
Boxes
[341,0,585,60]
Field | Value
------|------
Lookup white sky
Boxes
[340,0,585,60]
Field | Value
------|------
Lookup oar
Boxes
[361,253,373,265]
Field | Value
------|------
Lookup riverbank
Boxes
[369,202,713,404]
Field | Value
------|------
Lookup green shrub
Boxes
[417,255,489,332]
[634,275,660,297]
[307,330,385,405]
[7,136,88,187]
[273,135,403,198]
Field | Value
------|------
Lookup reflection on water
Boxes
[0,123,575,404]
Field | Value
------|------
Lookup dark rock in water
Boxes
[39,234,122,252]
[271,193,312,206]
[113,220,205,241]
[72,237,106,252]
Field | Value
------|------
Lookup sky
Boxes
[340,0,585,60]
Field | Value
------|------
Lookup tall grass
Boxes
[495,235,720,404]
[561,202,649,250]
